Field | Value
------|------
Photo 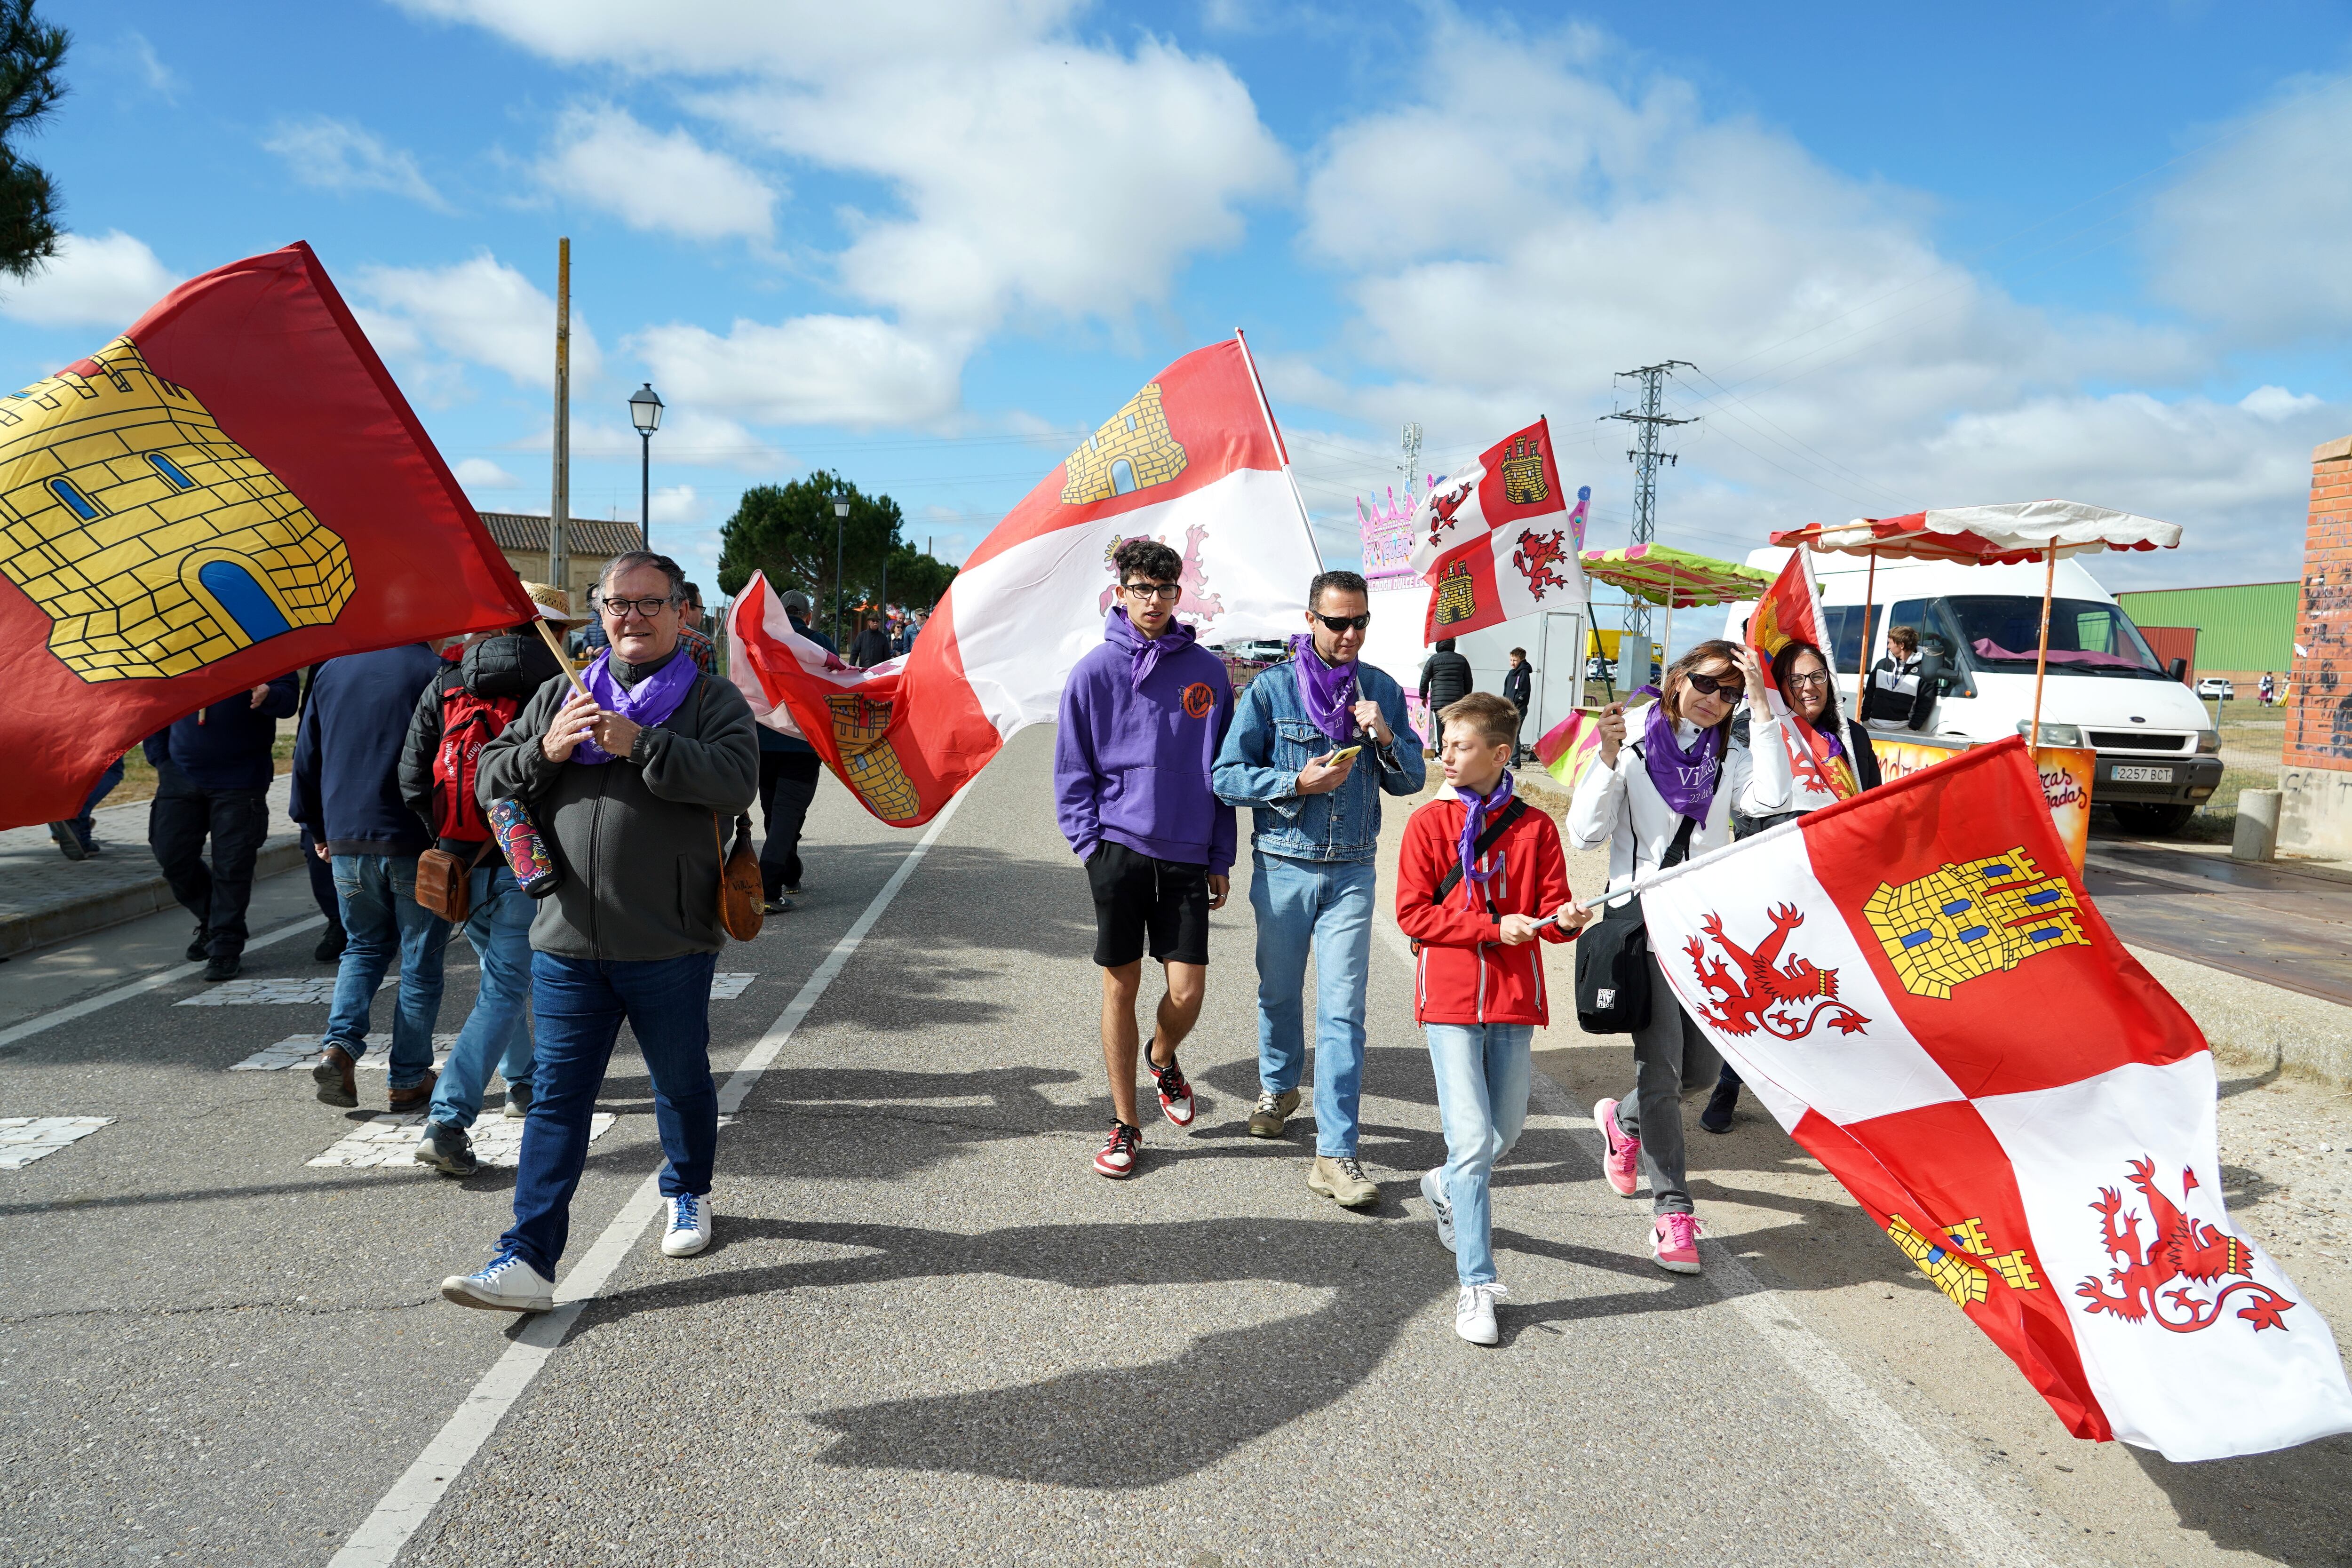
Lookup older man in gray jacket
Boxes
[441,550,759,1313]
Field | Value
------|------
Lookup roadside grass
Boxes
[95,735,296,812]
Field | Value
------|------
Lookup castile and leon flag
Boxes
[1744,547,1859,801]
[1635,737,2352,1460]
[0,242,539,828]
[1405,416,1584,644]
[728,335,1324,826]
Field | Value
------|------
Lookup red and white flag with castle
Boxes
[1405,416,1584,644]
[1744,548,1859,799]
[728,335,1322,826]
[1636,738,2352,1460]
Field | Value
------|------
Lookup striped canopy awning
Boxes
[1771,501,2180,565]
[1578,543,1771,607]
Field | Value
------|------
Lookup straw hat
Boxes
[520,580,588,624]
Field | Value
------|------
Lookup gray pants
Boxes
[1614,950,1722,1217]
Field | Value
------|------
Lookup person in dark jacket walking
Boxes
[755,589,832,911]
[293,644,450,1114]
[1419,638,1472,753]
[849,615,893,669]
[294,666,349,963]
[146,676,299,980]
[396,587,583,1176]
[440,550,758,1314]
[1502,647,1534,759]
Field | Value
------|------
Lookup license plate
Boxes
[2112,765,2174,783]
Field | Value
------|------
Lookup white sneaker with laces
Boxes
[661,1192,713,1258]
[440,1252,555,1313]
[1454,1281,1507,1345]
[1420,1168,1456,1252]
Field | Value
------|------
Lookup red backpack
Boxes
[432,685,522,842]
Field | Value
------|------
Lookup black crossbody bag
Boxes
[1408,799,1527,956]
[1573,805,1696,1035]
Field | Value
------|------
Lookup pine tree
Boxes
[0,0,67,281]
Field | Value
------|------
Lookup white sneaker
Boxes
[1420,1168,1456,1252]
[661,1192,713,1258]
[1454,1282,1507,1345]
[440,1252,555,1313]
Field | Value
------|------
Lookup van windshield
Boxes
[1939,595,2167,677]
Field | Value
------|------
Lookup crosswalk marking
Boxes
[710,972,755,999]
[230,1034,461,1071]
[307,1111,613,1170]
[179,976,389,1006]
[0,1116,114,1170]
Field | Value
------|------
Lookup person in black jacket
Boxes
[1418,639,1472,753]
[849,614,893,668]
[145,676,300,980]
[1502,647,1534,759]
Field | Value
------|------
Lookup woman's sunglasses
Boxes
[1681,670,1735,699]
[1310,611,1372,632]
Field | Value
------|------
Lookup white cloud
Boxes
[532,103,776,243]
[263,116,450,211]
[453,457,522,489]
[356,251,604,390]
[631,314,963,428]
[0,231,179,329]
[2239,384,2323,421]
[2148,73,2352,344]
[649,484,702,524]
[128,32,179,102]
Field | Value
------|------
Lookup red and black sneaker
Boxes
[1147,1048,1195,1128]
[1093,1120,1142,1179]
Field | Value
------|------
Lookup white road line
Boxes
[329,784,971,1568]
[0,915,325,1051]
[1368,915,2052,1568]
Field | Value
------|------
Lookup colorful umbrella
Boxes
[1580,543,1770,673]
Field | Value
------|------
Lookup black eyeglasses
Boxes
[600,595,676,618]
[1786,670,1832,690]
[1682,670,1734,699]
[1121,581,1181,601]
[1310,611,1372,632]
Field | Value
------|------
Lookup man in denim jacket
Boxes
[1213,569,1425,1207]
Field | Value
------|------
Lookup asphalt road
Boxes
[1,727,2346,1567]
[2081,844,2352,1007]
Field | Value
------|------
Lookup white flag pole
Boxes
[1233,328,1321,570]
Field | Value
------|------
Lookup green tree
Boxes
[0,1,68,282]
[715,470,956,638]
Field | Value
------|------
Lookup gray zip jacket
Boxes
[476,657,760,961]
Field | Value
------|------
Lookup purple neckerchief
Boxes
[572,648,697,765]
[1112,606,1196,690]
[1804,713,1845,760]
[1636,686,1722,823]
[1452,770,1516,906]
[1287,634,1359,745]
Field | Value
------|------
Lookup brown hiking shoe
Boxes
[388,1068,438,1114]
[312,1045,358,1109]
[1309,1154,1380,1209]
[1248,1088,1301,1138]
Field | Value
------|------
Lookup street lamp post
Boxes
[833,495,851,650]
[628,382,663,549]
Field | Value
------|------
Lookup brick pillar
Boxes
[2279,433,2352,854]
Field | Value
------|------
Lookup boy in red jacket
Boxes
[1397,692,1589,1345]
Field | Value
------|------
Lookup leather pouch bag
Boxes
[415,840,492,923]
[716,814,764,942]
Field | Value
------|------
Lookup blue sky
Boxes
[13,1,2352,618]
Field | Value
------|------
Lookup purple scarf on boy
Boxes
[1287,633,1359,745]
[572,648,698,765]
[1636,686,1722,823]
[1452,769,1515,907]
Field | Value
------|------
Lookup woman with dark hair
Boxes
[1567,638,1758,1275]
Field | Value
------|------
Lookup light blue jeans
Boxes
[326,853,448,1091]
[1250,851,1375,1158]
[429,865,536,1131]
[1426,1021,1535,1287]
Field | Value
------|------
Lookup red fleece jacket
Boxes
[1395,793,1576,1026]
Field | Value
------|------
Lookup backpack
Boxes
[431,684,522,843]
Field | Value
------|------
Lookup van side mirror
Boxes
[2169,657,2189,684]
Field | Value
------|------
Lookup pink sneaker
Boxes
[1650,1212,1703,1274]
[1593,1098,1642,1198]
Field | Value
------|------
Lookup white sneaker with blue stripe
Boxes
[440,1252,554,1313]
[660,1193,713,1258]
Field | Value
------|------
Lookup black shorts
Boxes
[1086,842,1212,968]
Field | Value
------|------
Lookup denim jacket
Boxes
[1212,657,1425,863]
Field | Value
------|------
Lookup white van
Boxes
[1730,549,2222,836]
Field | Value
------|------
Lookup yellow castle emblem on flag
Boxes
[1061,382,1188,505]
[1433,557,1478,625]
[0,336,351,682]
[827,692,922,823]
[1860,847,2088,999]
[1885,1214,2041,1307]
[1497,435,1549,506]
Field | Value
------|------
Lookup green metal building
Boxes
[2114,581,2298,681]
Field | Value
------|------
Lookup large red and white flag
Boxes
[728,335,1322,826]
[1744,548,1859,801]
[1404,417,1584,643]
[1637,738,2352,1460]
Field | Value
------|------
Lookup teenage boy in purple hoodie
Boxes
[1054,538,1238,1180]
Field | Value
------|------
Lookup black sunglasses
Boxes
[1681,670,1736,699]
[1310,611,1372,632]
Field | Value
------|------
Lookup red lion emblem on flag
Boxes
[1097,524,1225,623]
[2076,1158,2295,1333]
[1511,526,1574,600]
[1424,478,1475,551]
[1684,905,1871,1039]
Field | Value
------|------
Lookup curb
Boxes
[0,839,307,960]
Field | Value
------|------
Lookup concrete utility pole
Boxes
[1605,360,1696,639]
[548,237,571,595]
[1398,422,1422,487]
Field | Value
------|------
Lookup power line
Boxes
[1604,361,1697,638]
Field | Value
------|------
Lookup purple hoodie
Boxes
[1054,610,1237,874]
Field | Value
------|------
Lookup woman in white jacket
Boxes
[1567,639,1772,1275]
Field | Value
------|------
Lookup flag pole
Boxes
[532,617,593,700]
[2029,546,2056,745]
[1858,548,1876,717]
[1232,329,1319,564]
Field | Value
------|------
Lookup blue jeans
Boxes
[326,854,448,1091]
[428,866,536,1131]
[1250,851,1375,1157]
[1426,1022,1534,1287]
[501,950,719,1275]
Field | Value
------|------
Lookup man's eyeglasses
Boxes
[600,595,675,619]
[1121,581,1181,601]
[1310,611,1372,633]
[1786,670,1832,690]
